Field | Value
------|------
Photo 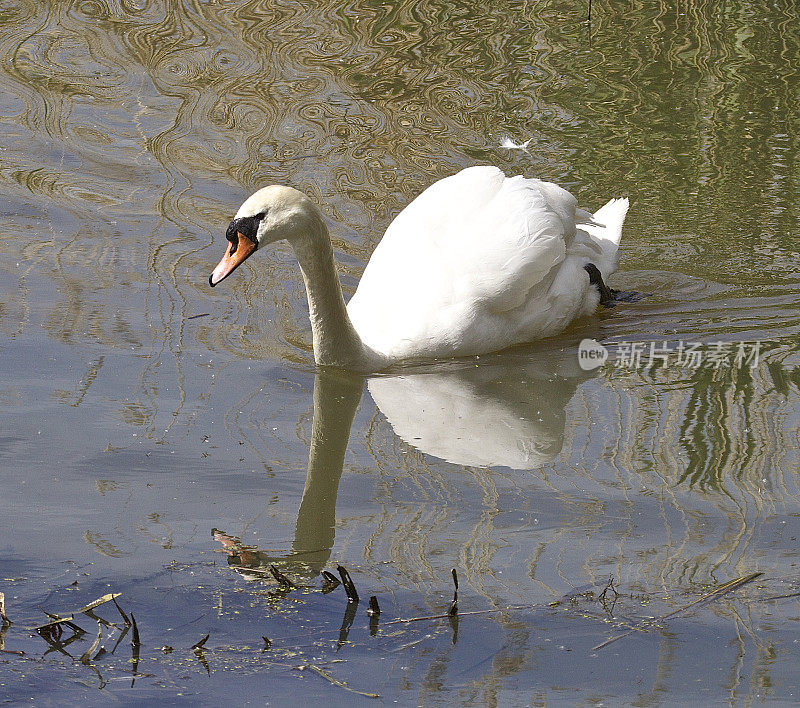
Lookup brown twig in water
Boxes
[36,612,84,634]
[192,635,211,674]
[598,576,617,603]
[448,569,459,616]
[297,664,379,699]
[35,593,120,631]
[321,571,340,594]
[598,576,619,615]
[79,621,103,664]
[191,633,210,650]
[384,604,529,626]
[112,596,131,626]
[762,591,800,601]
[78,593,121,614]
[269,565,298,588]
[233,566,272,576]
[592,572,763,652]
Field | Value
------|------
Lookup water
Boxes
[1,0,800,703]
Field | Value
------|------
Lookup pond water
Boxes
[2,0,800,703]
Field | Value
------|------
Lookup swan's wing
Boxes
[348,166,582,356]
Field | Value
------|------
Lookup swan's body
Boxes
[210,165,629,371]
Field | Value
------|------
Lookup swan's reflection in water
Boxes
[368,347,590,469]
[215,369,363,577]
[215,343,593,578]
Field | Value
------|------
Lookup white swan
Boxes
[209,165,629,371]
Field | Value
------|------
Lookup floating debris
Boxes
[593,572,764,652]
[500,136,532,153]
[78,593,120,614]
[763,590,800,601]
[295,663,379,699]
[35,592,121,631]
[548,581,598,607]
[269,565,298,589]
[36,612,84,634]
[262,636,272,651]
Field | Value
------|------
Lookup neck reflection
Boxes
[217,344,595,578]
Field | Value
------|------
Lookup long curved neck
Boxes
[290,212,371,369]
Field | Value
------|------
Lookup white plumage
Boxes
[210,165,629,371]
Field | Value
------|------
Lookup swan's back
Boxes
[347,166,626,361]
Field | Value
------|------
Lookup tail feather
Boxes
[581,197,629,274]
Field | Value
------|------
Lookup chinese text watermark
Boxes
[578,339,761,372]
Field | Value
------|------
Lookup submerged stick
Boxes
[592,572,763,652]
[762,591,800,601]
[300,664,380,699]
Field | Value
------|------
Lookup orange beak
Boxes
[209,232,258,287]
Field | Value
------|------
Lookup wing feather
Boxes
[348,166,582,356]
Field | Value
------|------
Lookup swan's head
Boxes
[209,185,318,287]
